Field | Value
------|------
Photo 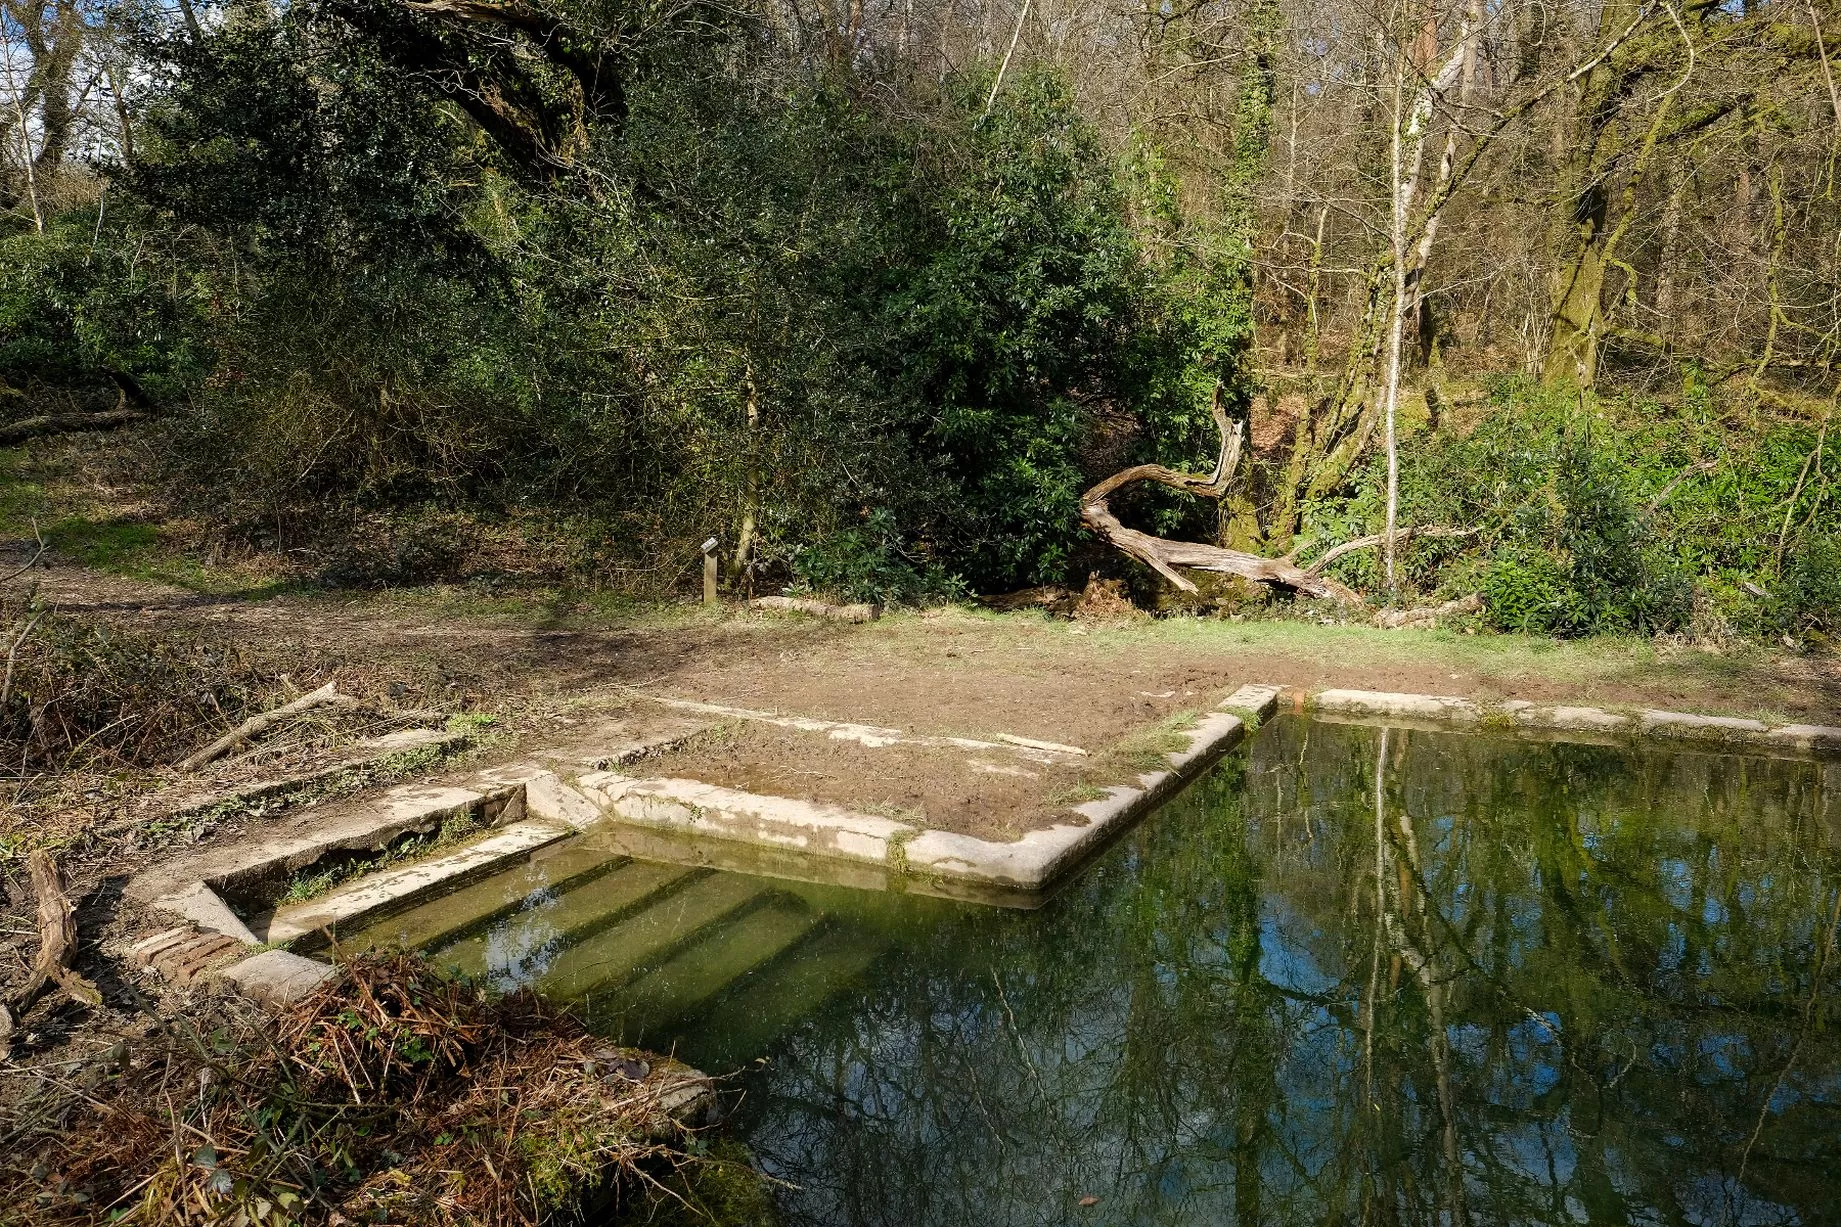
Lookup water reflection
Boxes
[713,718,1841,1227]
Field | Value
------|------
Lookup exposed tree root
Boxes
[1373,592,1483,629]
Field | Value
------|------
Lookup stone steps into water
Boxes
[341,842,634,955]
[430,858,700,983]
[536,872,770,997]
[683,925,886,1066]
[266,820,573,946]
[607,899,823,1041]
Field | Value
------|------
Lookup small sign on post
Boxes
[701,537,719,606]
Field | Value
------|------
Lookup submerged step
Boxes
[430,858,699,984]
[537,872,770,998]
[341,841,633,956]
[266,820,572,946]
[686,926,886,1066]
[607,899,822,1040]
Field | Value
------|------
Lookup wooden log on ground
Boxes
[0,407,146,447]
[1078,389,1362,604]
[1372,591,1483,629]
[176,680,354,772]
[748,596,881,623]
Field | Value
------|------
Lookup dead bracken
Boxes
[2,953,731,1226]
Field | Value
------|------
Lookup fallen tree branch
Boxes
[0,407,146,448]
[176,681,353,772]
[748,596,881,623]
[1301,525,1476,575]
[1079,389,1363,604]
[1,519,47,583]
[0,849,102,1054]
[1372,591,1483,629]
[2,609,44,708]
[1648,458,1719,511]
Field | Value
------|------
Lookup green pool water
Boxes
[349,716,1841,1225]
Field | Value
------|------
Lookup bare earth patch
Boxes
[630,724,1098,839]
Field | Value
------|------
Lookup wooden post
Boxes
[701,537,719,606]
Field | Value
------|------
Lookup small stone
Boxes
[607,1056,650,1083]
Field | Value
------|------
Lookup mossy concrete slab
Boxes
[1309,687,1841,758]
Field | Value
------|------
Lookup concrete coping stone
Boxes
[129,780,522,913]
[126,679,1285,960]
[217,949,337,1007]
[146,882,260,945]
[1309,688,1841,758]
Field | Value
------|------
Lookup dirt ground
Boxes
[633,724,1104,840]
[13,544,1840,729]
[6,538,1839,849]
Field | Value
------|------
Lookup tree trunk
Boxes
[1542,1,1640,387]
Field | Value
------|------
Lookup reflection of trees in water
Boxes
[732,720,1841,1227]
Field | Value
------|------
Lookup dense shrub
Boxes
[1319,380,1831,638]
[1476,431,1692,635]
[788,509,967,606]
[2,0,1240,597]
[884,73,1236,588]
[0,214,207,408]
[1774,532,1841,638]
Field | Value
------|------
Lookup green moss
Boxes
[1220,706,1264,731]
[1478,708,1521,734]
[1047,782,1109,808]
[28,513,300,597]
[45,516,159,566]
[1100,709,1199,773]
[885,827,917,877]
[0,448,50,535]
[636,1139,781,1226]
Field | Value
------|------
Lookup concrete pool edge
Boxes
[556,683,1283,895]
[1307,688,1841,757]
[119,678,1836,1008]
[117,685,1280,997]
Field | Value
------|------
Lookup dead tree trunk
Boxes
[1079,391,1362,604]
[0,850,101,1054]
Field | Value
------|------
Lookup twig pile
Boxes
[5,954,709,1226]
